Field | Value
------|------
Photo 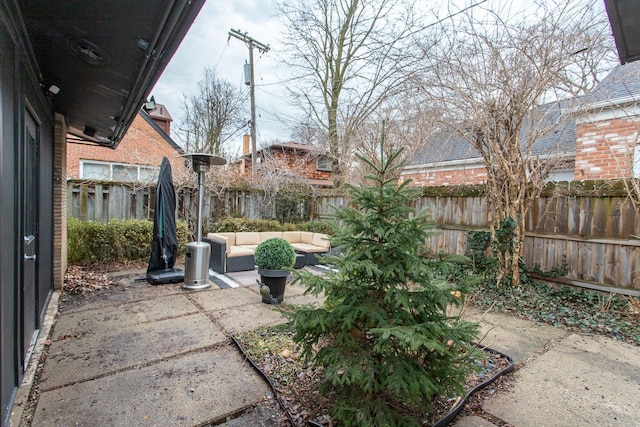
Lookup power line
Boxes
[254,74,313,87]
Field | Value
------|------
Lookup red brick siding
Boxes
[404,167,487,186]
[574,117,639,180]
[408,114,640,186]
[243,148,332,181]
[53,113,67,289]
[67,114,186,180]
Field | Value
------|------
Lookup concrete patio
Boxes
[10,266,640,426]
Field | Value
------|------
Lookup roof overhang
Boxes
[20,0,204,147]
[604,0,640,64]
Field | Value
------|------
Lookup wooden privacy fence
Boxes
[68,180,640,295]
[67,181,306,227]
[306,193,640,295]
[68,182,153,221]
[412,195,640,295]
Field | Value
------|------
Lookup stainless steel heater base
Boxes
[183,241,211,290]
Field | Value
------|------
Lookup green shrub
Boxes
[251,219,286,232]
[288,141,481,426]
[456,227,568,287]
[210,217,334,234]
[254,237,296,270]
[208,217,252,232]
[281,222,299,231]
[175,220,188,252]
[297,220,334,235]
[208,217,285,233]
[67,217,188,265]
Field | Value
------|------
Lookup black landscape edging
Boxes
[432,345,515,427]
[231,336,514,427]
[230,336,298,426]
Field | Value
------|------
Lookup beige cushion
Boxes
[207,232,227,243]
[207,233,234,255]
[228,246,255,257]
[217,232,236,246]
[312,233,330,249]
[260,231,283,242]
[283,231,301,243]
[291,243,328,253]
[300,231,314,244]
[235,232,261,245]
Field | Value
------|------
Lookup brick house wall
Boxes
[402,63,640,187]
[262,148,332,181]
[403,114,639,187]
[239,142,333,186]
[403,165,487,186]
[53,113,67,290]
[67,111,186,180]
[574,115,640,180]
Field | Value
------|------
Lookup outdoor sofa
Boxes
[203,231,331,274]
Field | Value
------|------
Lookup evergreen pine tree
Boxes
[289,132,481,427]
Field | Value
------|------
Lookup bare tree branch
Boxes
[417,0,617,285]
[180,67,248,156]
[276,0,426,187]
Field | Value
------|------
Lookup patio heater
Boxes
[181,153,226,290]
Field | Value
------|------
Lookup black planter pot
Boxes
[258,268,289,304]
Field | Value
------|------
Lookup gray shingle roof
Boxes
[527,101,576,157]
[409,132,480,164]
[409,103,575,165]
[408,62,640,166]
[581,61,640,105]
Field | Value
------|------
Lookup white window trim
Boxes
[80,160,159,182]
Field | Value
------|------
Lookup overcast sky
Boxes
[151,0,293,158]
[151,0,611,158]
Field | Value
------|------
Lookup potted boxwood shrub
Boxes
[255,237,296,304]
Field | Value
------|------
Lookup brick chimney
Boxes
[147,104,172,136]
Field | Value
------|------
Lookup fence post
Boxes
[78,184,88,221]
[95,183,103,223]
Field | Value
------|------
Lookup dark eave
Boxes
[19,0,204,148]
[604,0,640,64]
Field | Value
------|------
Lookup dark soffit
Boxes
[19,0,204,147]
[604,0,640,65]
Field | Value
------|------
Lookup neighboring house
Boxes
[67,105,186,183]
[402,61,640,186]
[0,2,204,424]
[238,139,333,187]
[572,62,640,181]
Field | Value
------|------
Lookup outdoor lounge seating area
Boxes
[204,231,330,273]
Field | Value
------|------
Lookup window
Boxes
[140,166,159,182]
[546,168,575,182]
[316,155,331,171]
[82,162,110,180]
[113,164,138,181]
[634,144,640,178]
[80,160,160,182]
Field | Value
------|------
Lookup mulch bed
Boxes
[234,326,514,427]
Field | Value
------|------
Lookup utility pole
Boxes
[228,29,270,176]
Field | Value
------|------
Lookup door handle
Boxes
[24,235,35,246]
[24,254,37,261]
